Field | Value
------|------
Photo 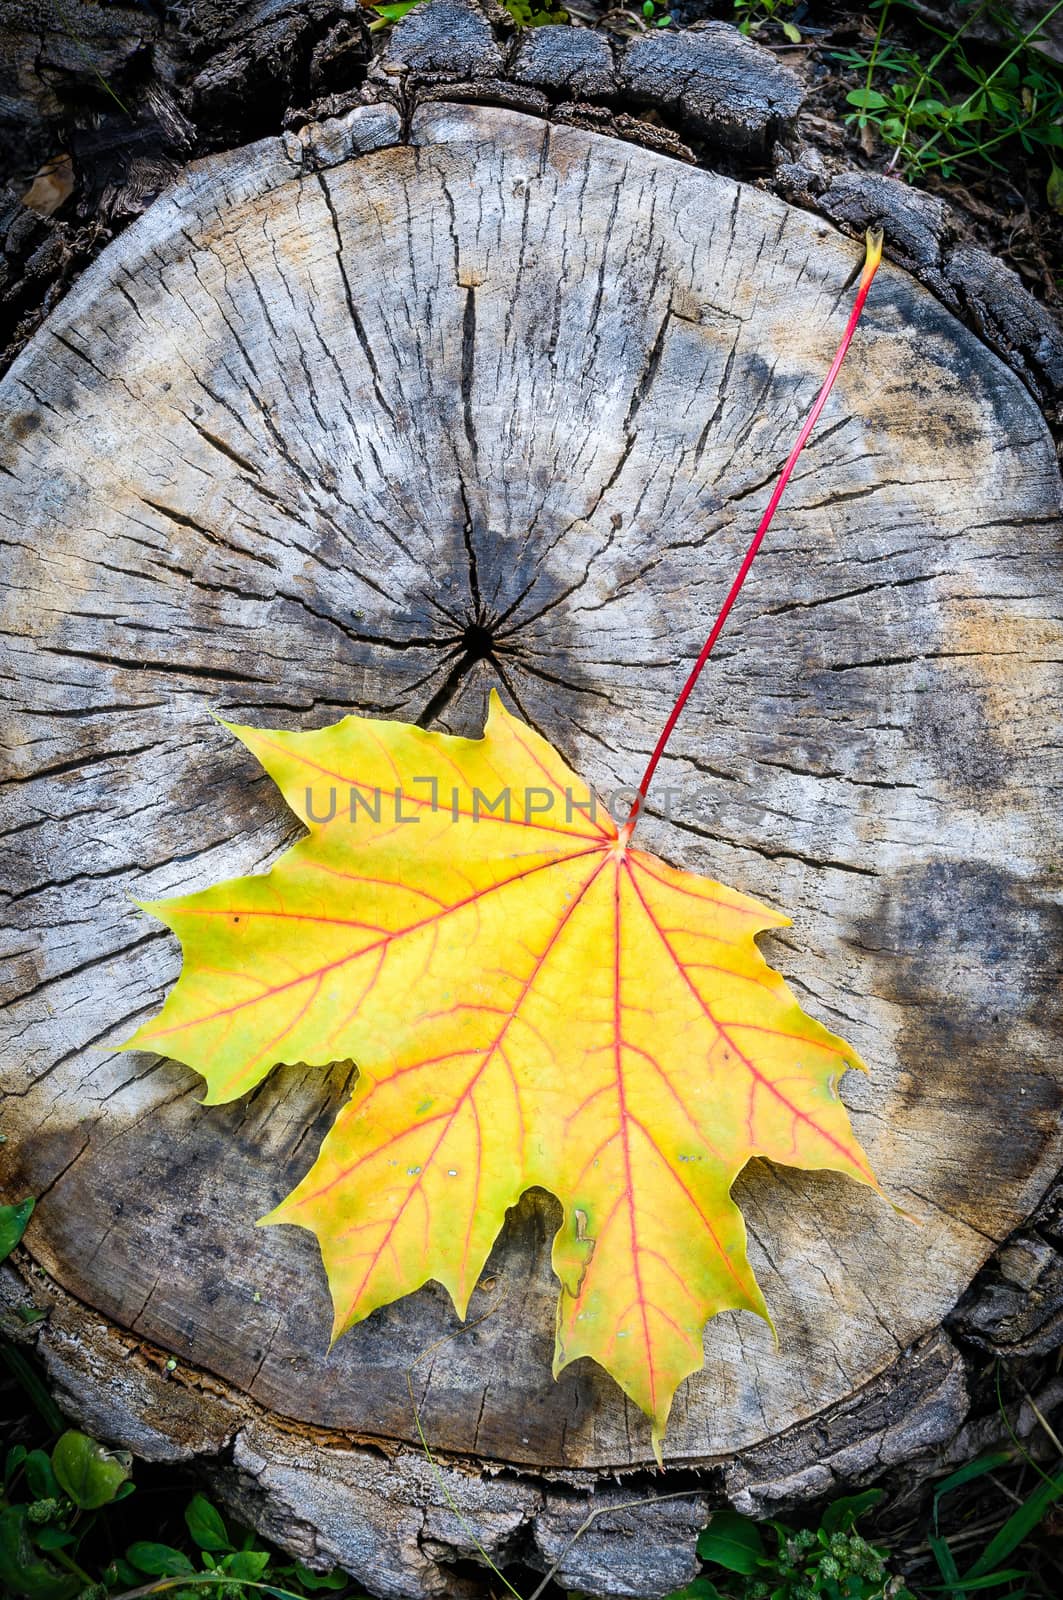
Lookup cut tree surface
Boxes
[1,98,1061,1590]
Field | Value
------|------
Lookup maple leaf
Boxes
[125,696,878,1450]
[124,230,886,1455]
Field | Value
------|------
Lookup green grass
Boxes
[834,0,1063,197]
[733,0,803,44]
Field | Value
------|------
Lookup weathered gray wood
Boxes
[619,23,803,155]
[1,99,1062,1595]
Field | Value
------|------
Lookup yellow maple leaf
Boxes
[125,229,886,1456]
[125,694,878,1453]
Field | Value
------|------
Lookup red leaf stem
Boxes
[621,228,885,845]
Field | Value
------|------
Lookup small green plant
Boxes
[642,0,673,28]
[733,0,802,45]
[836,0,1063,196]
[2,1430,134,1600]
[0,1199,34,1263]
[665,1494,915,1599]
[367,0,567,28]
[0,1440,363,1600]
[503,0,569,22]
[106,1490,358,1600]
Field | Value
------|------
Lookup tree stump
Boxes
[2,101,1061,1597]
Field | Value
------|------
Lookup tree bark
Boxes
[1,100,1061,1597]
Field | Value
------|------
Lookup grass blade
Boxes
[964,1471,1063,1580]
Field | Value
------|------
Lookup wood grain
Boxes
[2,101,1061,1478]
